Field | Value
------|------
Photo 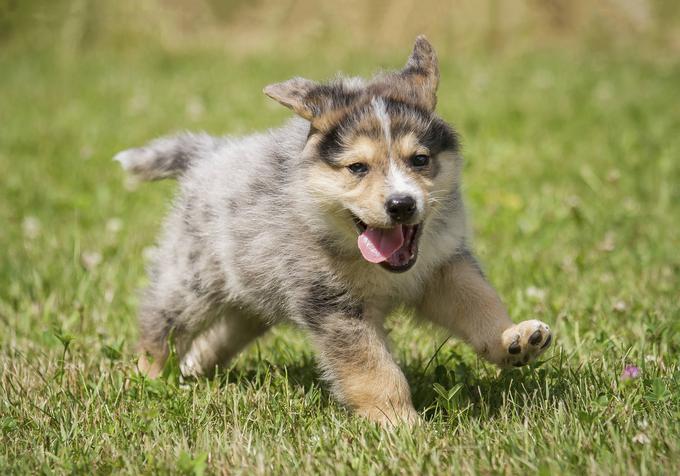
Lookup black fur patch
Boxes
[385,98,432,125]
[300,279,363,329]
[386,101,459,154]
[450,246,486,279]
[152,148,187,177]
[418,117,459,155]
[317,129,344,165]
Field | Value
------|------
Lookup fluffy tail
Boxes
[114,132,218,181]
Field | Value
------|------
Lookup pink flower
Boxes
[621,365,640,381]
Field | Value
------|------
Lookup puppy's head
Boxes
[264,36,460,273]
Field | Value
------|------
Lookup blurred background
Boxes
[2,0,680,58]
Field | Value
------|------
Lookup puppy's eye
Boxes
[347,163,368,174]
[411,155,430,168]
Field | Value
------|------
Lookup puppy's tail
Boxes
[114,132,218,181]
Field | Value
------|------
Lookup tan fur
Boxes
[137,345,167,379]
[311,313,419,426]
[394,132,426,159]
[419,254,551,367]
[419,256,513,363]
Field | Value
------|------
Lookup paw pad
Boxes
[529,330,543,346]
[508,340,522,354]
[501,320,552,368]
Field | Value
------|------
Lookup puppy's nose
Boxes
[386,194,417,222]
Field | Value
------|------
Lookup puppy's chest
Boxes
[345,264,427,305]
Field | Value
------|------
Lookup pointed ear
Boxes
[263,77,319,121]
[401,35,439,111]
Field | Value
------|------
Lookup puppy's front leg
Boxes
[419,251,552,367]
[308,314,418,427]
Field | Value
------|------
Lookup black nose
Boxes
[385,194,417,222]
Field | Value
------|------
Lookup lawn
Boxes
[1,45,679,474]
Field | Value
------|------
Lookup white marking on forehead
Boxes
[371,97,391,147]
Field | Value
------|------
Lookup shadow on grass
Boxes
[405,354,572,421]
[196,350,571,423]
[216,352,324,393]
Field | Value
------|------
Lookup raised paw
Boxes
[500,319,552,368]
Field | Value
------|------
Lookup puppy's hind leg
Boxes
[136,302,181,379]
[136,275,223,378]
[179,309,271,378]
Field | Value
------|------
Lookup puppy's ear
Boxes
[401,35,439,111]
[264,77,363,131]
[263,77,319,121]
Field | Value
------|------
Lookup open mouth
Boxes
[353,217,421,273]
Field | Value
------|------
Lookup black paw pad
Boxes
[508,341,521,354]
[541,333,552,349]
[529,330,543,346]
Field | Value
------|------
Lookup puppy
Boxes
[115,36,552,426]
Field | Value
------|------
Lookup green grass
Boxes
[1,46,679,475]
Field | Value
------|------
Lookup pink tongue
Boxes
[357,225,404,263]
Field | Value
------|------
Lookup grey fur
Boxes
[123,116,464,349]
[114,132,219,181]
